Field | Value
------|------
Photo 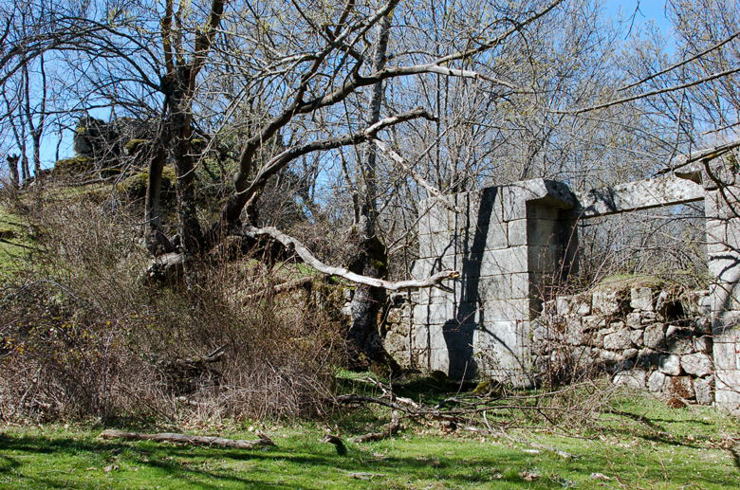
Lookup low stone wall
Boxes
[533,284,714,404]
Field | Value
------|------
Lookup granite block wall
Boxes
[399,180,576,384]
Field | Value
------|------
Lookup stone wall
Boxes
[703,168,740,407]
[395,180,576,384]
[381,158,738,409]
[533,285,714,405]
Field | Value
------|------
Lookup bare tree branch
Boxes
[555,66,740,115]
[241,226,460,291]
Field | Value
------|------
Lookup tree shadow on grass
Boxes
[2,427,737,489]
[0,432,568,488]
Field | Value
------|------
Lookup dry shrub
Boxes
[0,195,344,423]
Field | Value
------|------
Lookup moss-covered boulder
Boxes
[52,156,94,179]
[117,166,177,202]
[124,138,152,155]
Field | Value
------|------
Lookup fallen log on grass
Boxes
[99,429,275,450]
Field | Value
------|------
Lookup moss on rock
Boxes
[53,156,93,178]
[117,166,176,201]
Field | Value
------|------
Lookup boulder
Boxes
[665,326,694,355]
[626,312,642,329]
[693,336,712,354]
[582,315,606,331]
[680,353,713,377]
[613,369,647,389]
[659,354,681,376]
[556,296,573,316]
[694,376,714,405]
[593,290,623,316]
[604,330,632,350]
[647,371,667,392]
[643,324,665,349]
[630,287,654,311]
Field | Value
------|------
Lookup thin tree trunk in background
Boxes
[6,155,20,188]
[348,11,399,373]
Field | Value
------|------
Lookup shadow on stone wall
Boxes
[442,188,496,379]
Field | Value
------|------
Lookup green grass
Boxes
[0,206,34,281]
[1,390,738,489]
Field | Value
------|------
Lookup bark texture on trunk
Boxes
[347,12,397,374]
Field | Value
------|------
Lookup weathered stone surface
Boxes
[647,371,667,392]
[593,290,623,316]
[582,315,606,331]
[408,177,736,409]
[626,312,642,329]
[575,175,704,218]
[659,354,681,376]
[613,369,647,389]
[640,311,658,324]
[694,376,714,405]
[681,353,713,377]
[573,295,592,316]
[556,295,573,316]
[597,348,636,363]
[507,219,528,246]
[622,348,639,360]
[714,370,740,408]
[565,318,584,345]
[665,326,695,355]
[693,336,712,354]
[604,330,632,350]
[532,323,556,342]
[630,287,654,311]
[643,324,665,349]
[713,341,740,370]
[636,348,661,368]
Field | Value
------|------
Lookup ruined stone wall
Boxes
[533,285,714,404]
[704,173,740,407]
[387,180,576,383]
[381,164,738,409]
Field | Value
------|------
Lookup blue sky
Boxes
[605,0,674,38]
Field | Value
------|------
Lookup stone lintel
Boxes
[575,175,704,218]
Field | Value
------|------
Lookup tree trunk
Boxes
[347,12,399,374]
[144,137,175,255]
[171,98,204,256]
[6,155,19,188]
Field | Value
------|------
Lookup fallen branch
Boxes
[242,226,459,291]
[352,411,402,443]
[98,429,275,450]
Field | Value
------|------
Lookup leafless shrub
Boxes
[0,194,344,423]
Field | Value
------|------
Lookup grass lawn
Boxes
[1,388,738,489]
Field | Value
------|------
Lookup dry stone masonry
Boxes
[383,156,740,411]
[534,285,715,405]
